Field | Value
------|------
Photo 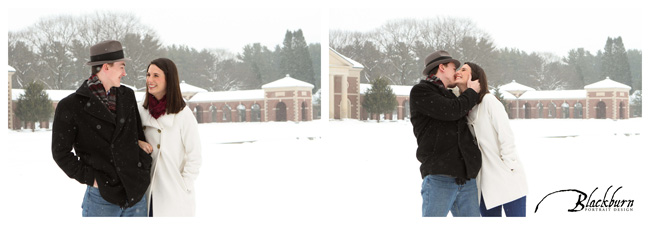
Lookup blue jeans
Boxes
[421,175,480,217]
[81,186,147,217]
[480,194,526,217]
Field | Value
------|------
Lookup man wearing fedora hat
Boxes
[52,40,152,217]
[409,50,482,217]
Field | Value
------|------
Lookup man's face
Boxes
[438,63,458,88]
[102,61,126,88]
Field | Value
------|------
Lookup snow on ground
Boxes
[1,118,646,224]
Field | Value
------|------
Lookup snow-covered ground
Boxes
[2,118,646,224]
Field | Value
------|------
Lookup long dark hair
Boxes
[464,62,489,104]
[142,58,186,114]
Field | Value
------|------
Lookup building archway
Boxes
[301,101,308,121]
[537,102,544,118]
[596,101,606,119]
[210,105,217,122]
[561,102,570,118]
[574,102,583,119]
[619,102,625,119]
[237,104,246,122]
[195,105,204,123]
[222,104,232,122]
[548,102,557,118]
[403,100,410,120]
[251,103,261,122]
[507,103,514,119]
[276,102,287,121]
[523,103,531,119]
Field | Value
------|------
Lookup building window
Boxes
[537,102,544,118]
[276,102,287,121]
[523,103,531,119]
[210,105,217,122]
[596,101,606,119]
[403,100,410,120]
[619,102,625,119]
[507,103,514,119]
[561,102,570,118]
[301,101,308,121]
[195,105,204,123]
[574,102,583,119]
[251,103,261,122]
[222,104,232,122]
[237,104,246,122]
[548,102,557,118]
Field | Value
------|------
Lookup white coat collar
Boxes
[139,104,175,130]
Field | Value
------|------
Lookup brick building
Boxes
[500,78,631,119]
[329,48,363,119]
[329,51,631,121]
[186,74,314,123]
[9,75,314,130]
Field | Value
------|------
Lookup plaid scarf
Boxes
[423,74,445,89]
[87,74,117,114]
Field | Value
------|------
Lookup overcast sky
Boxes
[7,7,322,54]
[329,7,643,58]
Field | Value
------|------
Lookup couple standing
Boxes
[51,40,202,217]
[410,50,528,217]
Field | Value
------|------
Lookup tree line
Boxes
[8,11,320,93]
[330,17,642,93]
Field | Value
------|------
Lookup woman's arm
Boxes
[180,107,202,191]
[486,94,518,162]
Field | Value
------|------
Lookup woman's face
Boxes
[454,64,472,85]
[146,64,167,100]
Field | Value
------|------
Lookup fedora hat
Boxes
[422,50,460,76]
[86,40,131,66]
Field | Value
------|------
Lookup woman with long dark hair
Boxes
[455,62,528,217]
[138,58,202,216]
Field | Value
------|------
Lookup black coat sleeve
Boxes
[51,98,94,185]
[410,84,479,121]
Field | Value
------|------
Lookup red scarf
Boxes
[148,94,167,119]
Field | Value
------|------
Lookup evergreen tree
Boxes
[492,86,508,112]
[362,77,398,122]
[279,30,316,89]
[292,30,316,88]
[630,90,642,117]
[627,49,642,92]
[15,81,53,131]
[8,40,39,88]
[280,30,295,78]
[612,37,632,87]
[601,37,632,87]
[308,43,321,92]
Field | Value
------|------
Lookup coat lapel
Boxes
[140,104,175,130]
[77,81,116,125]
[112,86,133,142]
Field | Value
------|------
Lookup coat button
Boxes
[137,162,142,168]
[157,144,160,149]
[158,129,161,133]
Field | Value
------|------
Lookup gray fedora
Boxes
[86,40,131,66]
[422,50,460,76]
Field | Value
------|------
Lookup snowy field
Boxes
[2,118,647,224]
